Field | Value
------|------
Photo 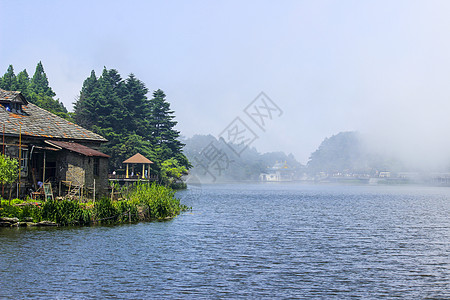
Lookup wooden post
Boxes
[142,164,145,179]
[18,125,21,197]
[2,124,4,155]
[43,151,46,183]
[2,124,4,198]
[126,164,129,178]
[93,179,96,203]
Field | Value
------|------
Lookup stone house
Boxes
[0,89,109,198]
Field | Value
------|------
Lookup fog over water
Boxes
[1,1,450,166]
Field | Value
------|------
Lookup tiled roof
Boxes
[45,140,110,158]
[0,89,28,104]
[123,153,153,164]
[0,90,106,142]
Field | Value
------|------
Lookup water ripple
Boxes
[1,184,450,298]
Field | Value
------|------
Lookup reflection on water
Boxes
[1,184,450,298]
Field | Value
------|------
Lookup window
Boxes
[93,158,100,176]
[20,149,28,172]
[1,102,23,114]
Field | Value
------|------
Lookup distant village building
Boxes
[0,89,109,198]
[260,161,294,182]
[430,173,450,185]
[378,171,391,178]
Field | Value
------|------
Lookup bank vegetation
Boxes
[0,182,190,227]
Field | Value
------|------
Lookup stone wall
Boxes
[64,153,86,186]
[61,153,109,196]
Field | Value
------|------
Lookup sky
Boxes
[1,0,450,166]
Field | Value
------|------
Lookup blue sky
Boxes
[1,0,450,165]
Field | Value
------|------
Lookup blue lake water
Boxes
[1,183,450,299]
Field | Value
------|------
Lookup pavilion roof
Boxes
[123,153,153,164]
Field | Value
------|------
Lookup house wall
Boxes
[62,153,86,186]
[59,153,109,196]
[83,156,109,196]
[97,157,109,194]
[0,136,109,198]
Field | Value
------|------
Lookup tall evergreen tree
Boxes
[29,61,55,97]
[0,65,17,90]
[124,74,151,139]
[93,68,127,135]
[149,89,185,158]
[26,62,69,117]
[16,70,30,99]
[74,70,98,129]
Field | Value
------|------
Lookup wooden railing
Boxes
[108,174,158,181]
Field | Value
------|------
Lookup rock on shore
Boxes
[0,217,58,227]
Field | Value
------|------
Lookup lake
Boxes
[1,183,450,299]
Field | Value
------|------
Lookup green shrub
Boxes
[129,182,189,220]
[41,200,90,226]
[170,181,187,190]
[0,202,42,222]
[19,205,42,222]
[10,198,24,205]
[0,204,21,218]
[93,197,118,224]
[114,200,139,223]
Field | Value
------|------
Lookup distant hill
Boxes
[182,134,303,182]
[306,131,404,176]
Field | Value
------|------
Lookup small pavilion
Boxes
[123,153,153,179]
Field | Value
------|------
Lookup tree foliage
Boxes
[161,158,188,185]
[0,154,19,185]
[306,131,405,175]
[0,62,70,120]
[307,132,364,174]
[0,154,19,202]
[1,65,17,91]
[73,68,190,182]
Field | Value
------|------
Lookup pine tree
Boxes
[27,62,69,116]
[16,70,30,99]
[29,61,55,97]
[149,89,185,158]
[0,65,17,90]
[124,74,152,139]
[74,70,98,129]
[93,68,127,135]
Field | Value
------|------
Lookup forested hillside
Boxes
[306,131,404,176]
[182,134,303,182]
